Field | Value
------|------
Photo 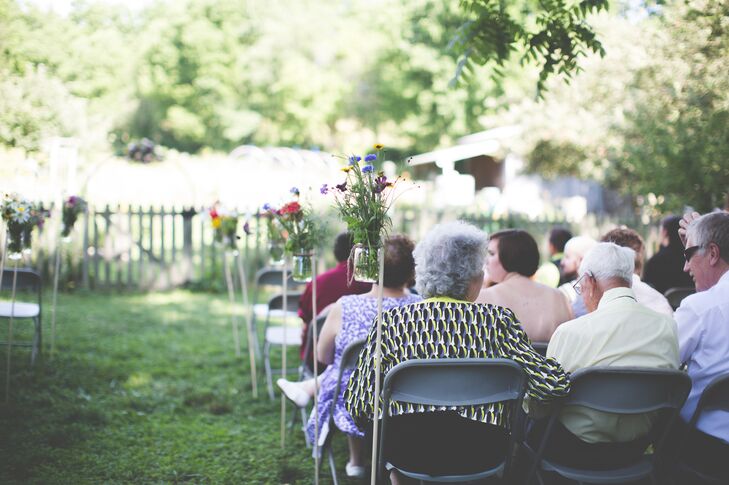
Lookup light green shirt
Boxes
[547,287,679,443]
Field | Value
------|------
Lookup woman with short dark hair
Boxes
[477,229,572,342]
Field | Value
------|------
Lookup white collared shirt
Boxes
[548,287,679,443]
[632,274,674,316]
[675,270,729,442]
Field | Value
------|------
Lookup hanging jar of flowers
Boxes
[266,188,323,282]
[262,203,286,266]
[209,205,240,254]
[1,195,38,260]
[61,195,88,243]
[326,145,398,283]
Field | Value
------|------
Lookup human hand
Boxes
[678,211,701,247]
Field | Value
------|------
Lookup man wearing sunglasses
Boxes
[674,211,729,478]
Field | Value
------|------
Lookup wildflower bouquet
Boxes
[61,195,87,238]
[325,145,397,282]
[209,205,240,251]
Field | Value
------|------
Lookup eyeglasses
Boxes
[683,245,703,263]
[573,272,593,295]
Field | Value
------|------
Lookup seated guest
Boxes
[601,227,673,315]
[532,242,679,469]
[477,229,572,342]
[643,215,694,293]
[534,227,573,288]
[558,236,597,318]
[674,211,729,477]
[346,221,570,484]
[297,232,371,359]
[279,235,421,478]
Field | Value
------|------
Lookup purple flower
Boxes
[243,221,251,235]
[290,187,300,196]
[320,184,329,195]
[262,203,272,211]
[348,155,361,165]
[364,154,376,162]
[336,181,347,192]
[362,165,374,173]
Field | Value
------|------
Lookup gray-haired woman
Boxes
[345,221,570,483]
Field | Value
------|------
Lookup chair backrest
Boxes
[1,269,42,295]
[689,373,729,427]
[267,292,303,313]
[300,310,329,374]
[329,338,367,420]
[564,367,691,414]
[254,267,302,289]
[378,358,527,479]
[664,286,695,310]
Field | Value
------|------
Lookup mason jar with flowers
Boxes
[1,194,37,260]
[61,195,88,242]
[209,206,240,253]
[325,144,397,283]
[268,188,322,282]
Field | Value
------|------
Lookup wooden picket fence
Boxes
[25,205,644,292]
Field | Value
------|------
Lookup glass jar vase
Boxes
[291,252,313,282]
[353,246,379,283]
[268,241,285,266]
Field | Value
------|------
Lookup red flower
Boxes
[280,201,301,215]
[209,208,219,219]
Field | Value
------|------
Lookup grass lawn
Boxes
[0,290,356,484]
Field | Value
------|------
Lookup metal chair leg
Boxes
[31,316,41,365]
[327,446,339,485]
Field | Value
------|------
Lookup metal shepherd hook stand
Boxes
[370,246,385,485]
[280,256,289,448]
[235,250,258,398]
[311,252,320,484]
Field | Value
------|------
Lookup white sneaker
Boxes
[345,462,366,479]
[276,378,311,408]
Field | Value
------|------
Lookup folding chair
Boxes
[251,267,301,358]
[263,291,304,400]
[0,269,43,365]
[524,367,691,485]
[663,287,695,311]
[677,373,729,484]
[378,358,527,483]
[318,337,366,485]
[288,310,329,447]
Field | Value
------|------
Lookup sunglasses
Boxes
[683,245,703,263]
[573,272,593,295]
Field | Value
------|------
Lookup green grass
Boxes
[0,290,356,484]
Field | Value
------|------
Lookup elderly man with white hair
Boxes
[529,242,679,469]
[673,211,729,477]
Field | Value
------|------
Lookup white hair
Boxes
[413,221,487,300]
[579,242,635,285]
[687,212,729,264]
[565,236,598,259]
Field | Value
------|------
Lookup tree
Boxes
[453,0,609,94]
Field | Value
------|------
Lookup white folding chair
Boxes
[262,292,303,400]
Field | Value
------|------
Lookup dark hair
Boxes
[661,215,683,250]
[333,232,355,262]
[383,235,415,288]
[601,227,644,274]
[490,229,540,277]
[549,227,573,253]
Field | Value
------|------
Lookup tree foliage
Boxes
[453,0,609,94]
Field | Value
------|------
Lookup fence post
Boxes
[182,207,194,284]
[104,204,111,288]
[82,207,89,289]
[127,204,133,289]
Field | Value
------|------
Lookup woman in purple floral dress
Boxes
[278,235,420,477]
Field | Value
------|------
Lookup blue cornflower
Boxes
[290,187,300,196]
[348,155,362,165]
[364,153,377,162]
[262,203,271,211]
[320,184,329,195]
[362,165,374,173]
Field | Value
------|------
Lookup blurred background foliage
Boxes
[0,0,727,212]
